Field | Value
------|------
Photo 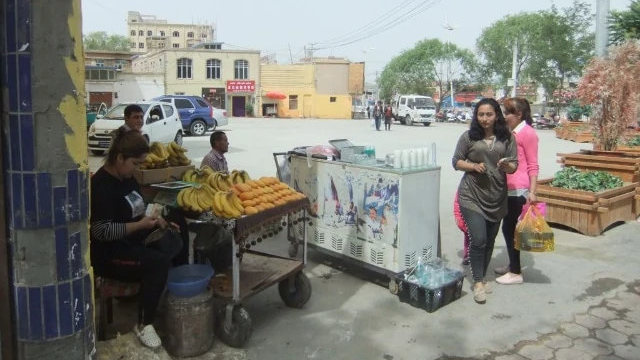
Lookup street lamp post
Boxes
[443,24,455,110]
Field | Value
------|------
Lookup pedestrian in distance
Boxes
[495,97,539,285]
[373,101,383,131]
[367,105,371,119]
[384,104,393,131]
[452,97,518,304]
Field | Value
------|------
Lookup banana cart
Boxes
[185,197,311,348]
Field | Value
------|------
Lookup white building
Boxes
[127,11,216,54]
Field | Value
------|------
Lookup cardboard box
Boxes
[134,165,194,185]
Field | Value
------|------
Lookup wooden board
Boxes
[558,151,640,183]
[210,252,303,301]
[536,179,639,236]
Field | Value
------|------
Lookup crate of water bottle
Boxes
[396,257,464,313]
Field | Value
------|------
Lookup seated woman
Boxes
[90,128,186,349]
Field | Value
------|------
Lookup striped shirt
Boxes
[201,149,228,173]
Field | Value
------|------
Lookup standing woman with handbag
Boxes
[452,98,518,304]
[495,97,539,285]
[90,128,187,349]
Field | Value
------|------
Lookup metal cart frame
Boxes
[187,197,311,348]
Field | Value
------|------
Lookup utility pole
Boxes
[511,39,518,97]
[288,43,294,64]
[595,0,610,57]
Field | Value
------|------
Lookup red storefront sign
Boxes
[226,80,255,93]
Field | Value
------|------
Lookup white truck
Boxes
[392,94,437,126]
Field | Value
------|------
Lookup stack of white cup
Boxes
[393,147,432,169]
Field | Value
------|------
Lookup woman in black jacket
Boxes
[90,128,185,349]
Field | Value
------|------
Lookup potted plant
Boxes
[558,41,640,182]
[245,103,254,117]
[536,167,640,236]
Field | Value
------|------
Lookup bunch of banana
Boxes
[140,142,170,169]
[230,169,251,184]
[211,191,244,219]
[183,167,212,184]
[166,141,191,166]
[207,172,234,192]
[176,183,217,213]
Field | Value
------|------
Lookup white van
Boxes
[88,101,183,155]
[393,95,437,126]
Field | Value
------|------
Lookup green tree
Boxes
[609,0,640,45]
[476,1,594,114]
[83,31,130,52]
[378,38,479,110]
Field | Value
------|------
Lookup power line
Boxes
[313,0,441,50]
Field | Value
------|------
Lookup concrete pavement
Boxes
[94,118,640,359]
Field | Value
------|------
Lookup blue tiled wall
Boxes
[2,0,94,349]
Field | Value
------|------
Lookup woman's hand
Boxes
[497,158,516,173]
[138,216,159,230]
[527,192,537,204]
[471,162,486,173]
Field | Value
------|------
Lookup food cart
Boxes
[278,143,441,293]
[149,181,312,348]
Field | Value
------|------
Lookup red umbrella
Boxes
[265,91,287,100]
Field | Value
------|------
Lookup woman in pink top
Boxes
[495,98,539,285]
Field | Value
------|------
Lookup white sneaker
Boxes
[496,272,523,285]
[135,324,162,349]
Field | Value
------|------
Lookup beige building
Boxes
[84,50,133,71]
[132,48,261,117]
[260,58,364,119]
[127,11,216,54]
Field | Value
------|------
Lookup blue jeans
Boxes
[460,207,501,283]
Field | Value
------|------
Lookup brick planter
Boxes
[535,179,639,236]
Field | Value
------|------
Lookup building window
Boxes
[206,59,221,79]
[201,33,208,38]
[139,42,144,49]
[289,95,298,110]
[138,30,144,36]
[160,30,165,36]
[85,69,115,81]
[130,30,136,36]
[95,59,104,67]
[234,59,248,79]
[159,42,165,48]
[177,58,192,79]
[173,31,180,37]
[187,31,194,38]
[172,43,179,48]
[130,42,135,48]
[330,97,336,102]
[147,30,152,36]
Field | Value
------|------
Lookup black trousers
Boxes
[501,196,526,274]
[191,223,233,274]
[384,117,392,130]
[460,207,501,283]
[98,232,185,325]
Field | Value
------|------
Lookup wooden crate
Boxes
[536,179,639,236]
[558,150,640,183]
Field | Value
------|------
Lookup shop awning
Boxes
[265,91,287,100]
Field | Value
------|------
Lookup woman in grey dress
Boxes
[452,98,518,304]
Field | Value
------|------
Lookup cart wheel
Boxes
[388,278,399,295]
[288,242,299,257]
[278,271,311,308]
[214,305,252,348]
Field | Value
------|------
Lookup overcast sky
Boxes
[82,0,632,82]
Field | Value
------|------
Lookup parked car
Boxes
[88,101,183,156]
[153,95,228,136]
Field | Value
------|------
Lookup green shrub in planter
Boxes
[550,166,623,192]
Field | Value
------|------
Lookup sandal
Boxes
[135,324,162,349]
